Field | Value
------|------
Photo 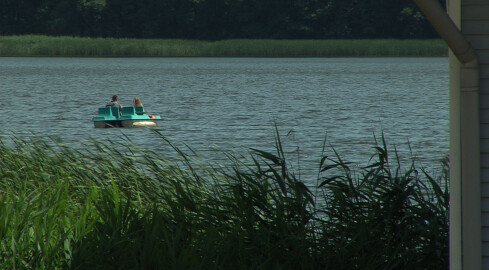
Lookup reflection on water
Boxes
[0,57,448,180]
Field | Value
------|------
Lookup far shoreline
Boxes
[0,35,447,57]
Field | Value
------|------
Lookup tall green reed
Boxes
[316,134,448,269]
[0,130,448,269]
[0,35,447,57]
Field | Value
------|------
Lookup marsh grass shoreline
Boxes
[0,35,447,57]
[0,130,448,269]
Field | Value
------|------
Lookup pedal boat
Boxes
[93,106,162,128]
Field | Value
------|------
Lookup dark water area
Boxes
[0,57,448,180]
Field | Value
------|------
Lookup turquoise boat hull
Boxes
[93,106,162,128]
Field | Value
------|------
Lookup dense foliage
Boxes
[0,0,443,40]
[0,131,448,269]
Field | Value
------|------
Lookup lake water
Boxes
[0,57,448,179]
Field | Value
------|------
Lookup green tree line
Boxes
[0,0,442,40]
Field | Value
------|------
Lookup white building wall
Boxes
[461,0,489,268]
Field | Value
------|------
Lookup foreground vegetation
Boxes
[0,35,448,57]
[0,131,448,269]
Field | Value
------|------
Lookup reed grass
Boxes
[0,35,447,57]
[0,130,448,269]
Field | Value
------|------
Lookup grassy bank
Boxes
[0,35,447,57]
[0,131,448,269]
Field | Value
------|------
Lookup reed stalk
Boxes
[0,130,448,269]
[0,35,447,57]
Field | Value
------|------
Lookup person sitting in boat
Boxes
[133,97,143,107]
[106,95,122,115]
[133,97,146,115]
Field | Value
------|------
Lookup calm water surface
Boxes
[0,57,448,179]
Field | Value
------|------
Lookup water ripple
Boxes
[0,57,449,181]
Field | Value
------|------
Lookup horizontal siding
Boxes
[483,223,489,238]
[462,0,489,5]
[481,110,489,124]
[482,124,489,135]
[480,65,489,80]
[464,0,489,268]
[483,212,489,227]
[483,198,489,210]
[462,6,489,20]
[480,93,489,108]
[483,214,489,264]
[484,182,489,196]
[480,80,489,94]
[483,183,489,196]
[485,242,489,257]
[483,168,489,182]
[465,36,489,50]
[481,140,489,153]
[479,51,489,64]
[484,258,489,270]
[462,21,489,35]
[482,153,489,167]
